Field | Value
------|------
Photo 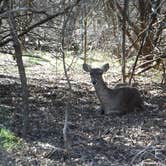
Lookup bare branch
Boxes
[0,0,81,47]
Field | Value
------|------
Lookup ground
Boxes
[0,52,166,165]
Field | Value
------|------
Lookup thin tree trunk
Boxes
[61,0,73,153]
[83,4,87,64]
[121,0,128,83]
[8,1,29,138]
[129,5,157,84]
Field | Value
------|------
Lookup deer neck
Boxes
[94,77,111,100]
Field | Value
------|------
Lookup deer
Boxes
[83,63,145,115]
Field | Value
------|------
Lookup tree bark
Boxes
[8,1,29,138]
[121,0,128,83]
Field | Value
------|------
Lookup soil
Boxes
[0,55,166,166]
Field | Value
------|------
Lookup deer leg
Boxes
[96,106,105,115]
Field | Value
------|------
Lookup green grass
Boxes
[0,107,21,151]
[0,128,21,150]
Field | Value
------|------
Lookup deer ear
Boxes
[83,63,92,72]
[101,63,109,72]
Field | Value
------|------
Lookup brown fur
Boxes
[83,63,145,114]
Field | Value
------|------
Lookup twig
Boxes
[0,0,81,47]
[130,142,153,165]
[128,7,157,84]
[63,105,70,151]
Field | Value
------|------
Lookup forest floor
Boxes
[0,52,166,166]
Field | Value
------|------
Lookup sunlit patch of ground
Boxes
[0,51,165,165]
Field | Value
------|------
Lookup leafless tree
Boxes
[102,0,166,81]
[7,0,29,137]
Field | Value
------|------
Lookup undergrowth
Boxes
[0,128,21,150]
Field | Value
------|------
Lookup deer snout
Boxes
[91,79,97,85]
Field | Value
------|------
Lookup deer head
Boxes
[83,63,109,85]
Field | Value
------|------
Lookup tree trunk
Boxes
[121,0,128,83]
[8,1,29,138]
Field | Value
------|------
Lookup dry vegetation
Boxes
[0,53,165,165]
[0,0,165,165]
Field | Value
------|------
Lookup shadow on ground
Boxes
[0,74,166,165]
